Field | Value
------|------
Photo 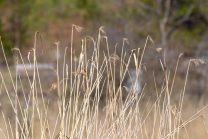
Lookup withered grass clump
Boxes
[0,25,208,139]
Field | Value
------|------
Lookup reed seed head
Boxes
[73,70,88,78]
[50,42,59,51]
[73,24,84,32]
[88,59,97,68]
[124,38,129,44]
[110,54,120,63]
[99,26,106,34]
[148,35,154,44]
[141,63,147,71]
[100,36,107,41]
[190,59,205,67]
[86,36,95,46]
[156,48,164,52]
[171,104,177,117]
[49,83,58,92]
[131,49,137,53]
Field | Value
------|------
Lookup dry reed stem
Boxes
[1,37,30,137]
[170,53,184,95]
[0,28,207,139]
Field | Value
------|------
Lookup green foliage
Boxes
[26,0,75,28]
[0,2,13,62]
[0,0,77,51]
[0,0,32,50]
[137,0,208,48]
[199,0,208,19]
[76,0,101,20]
[0,0,208,53]
[76,0,88,8]
[141,0,154,5]
[0,19,14,63]
[173,22,206,48]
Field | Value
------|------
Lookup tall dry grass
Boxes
[0,25,208,139]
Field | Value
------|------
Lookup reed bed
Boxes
[0,25,208,139]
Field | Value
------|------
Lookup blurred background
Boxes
[0,0,208,115]
[0,0,208,138]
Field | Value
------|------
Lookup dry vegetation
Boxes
[0,25,208,139]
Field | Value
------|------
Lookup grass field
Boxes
[0,25,208,139]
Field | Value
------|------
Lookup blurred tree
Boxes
[0,1,14,63]
[0,19,14,63]
[0,0,75,50]
[1,0,207,54]
[0,0,31,51]
[76,0,101,20]
[137,0,208,48]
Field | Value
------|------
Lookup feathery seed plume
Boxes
[156,48,164,52]
[191,59,205,67]
[124,38,129,44]
[99,26,106,34]
[73,24,83,32]
[148,35,154,44]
